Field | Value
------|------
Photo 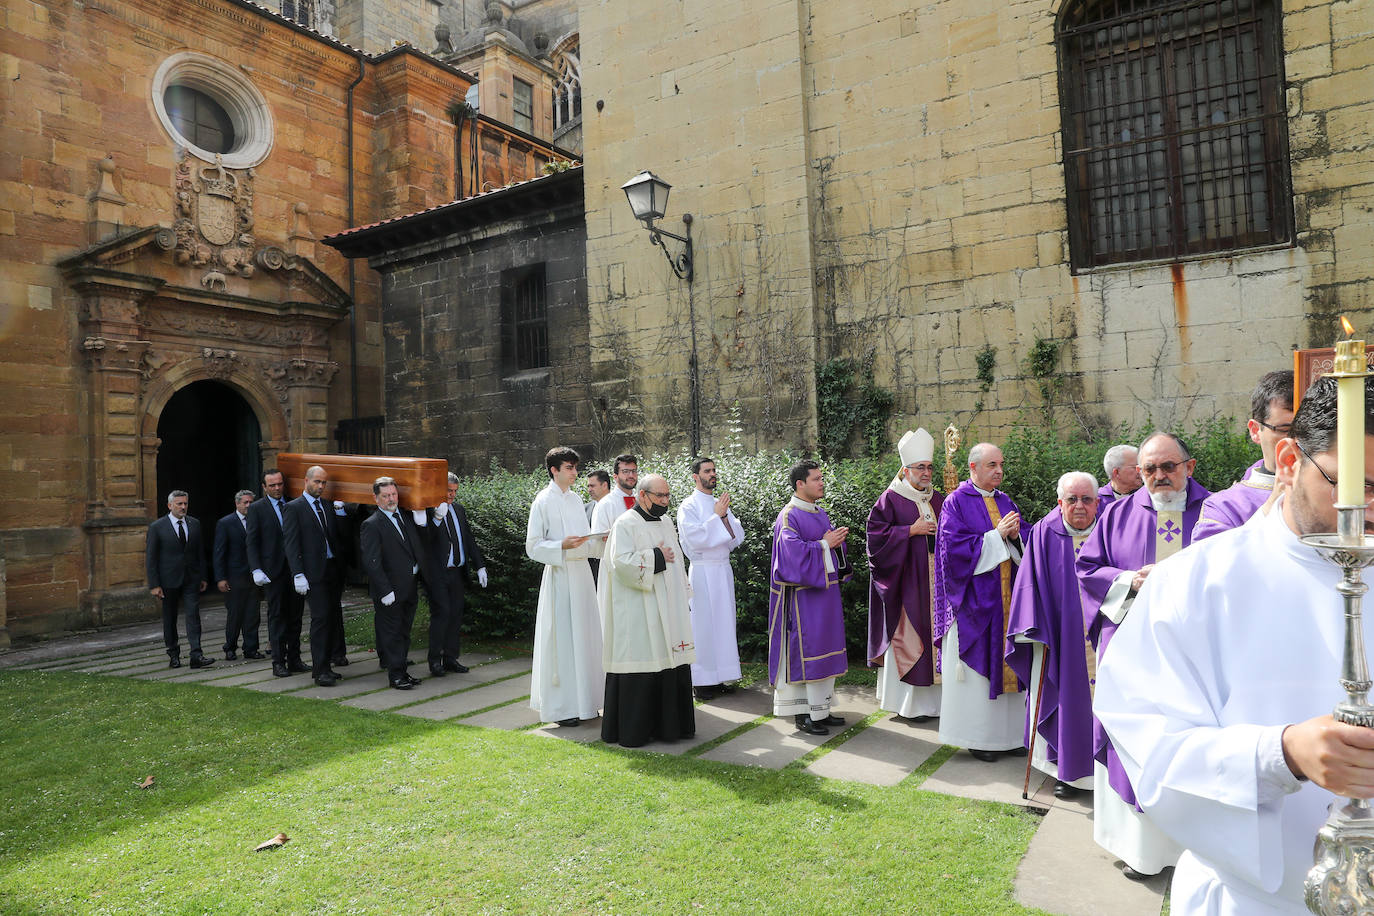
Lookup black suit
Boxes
[421,502,486,665]
[282,494,348,676]
[145,513,206,658]
[360,509,428,676]
[214,511,261,654]
[246,494,305,664]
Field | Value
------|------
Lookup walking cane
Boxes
[1022,645,1049,800]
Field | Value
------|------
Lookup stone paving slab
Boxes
[84,656,181,677]
[805,714,944,786]
[529,716,605,743]
[919,749,1045,806]
[243,671,320,693]
[34,647,169,671]
[698,714,834,768]
[202,666,288,688]
[657,699,765,754]
[1015,806,1167,916]
[292,670,392,700]
[342,657,527,712]
[397,670,534,721]
[461,700,540,730]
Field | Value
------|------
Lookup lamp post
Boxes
[622,170,699,453]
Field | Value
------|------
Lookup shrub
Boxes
[456,419,1257,665]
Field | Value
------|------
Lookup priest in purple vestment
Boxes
[1005,471,1100,800]
[1077,431,1209,879]
[1194,369,1294,541]
[769,459,852,736]
[1097,444,1141,503]
[932,442,1029,761]
[867,428,943,721]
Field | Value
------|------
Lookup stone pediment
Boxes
[56,225,350,318]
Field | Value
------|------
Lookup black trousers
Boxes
[223,572,261,653]
[160,583,204,657]
[304,559,344,676]
[428,565,467,664]
[264,573,305,663]
[376,589,419,676]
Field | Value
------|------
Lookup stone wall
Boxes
[578,0,1374,454]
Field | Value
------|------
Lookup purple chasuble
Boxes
[1076,477,1210,805]
[866,486,944,686]
[1097,482,1130,502]
[1192,459,1272,542]
[932,481,1027,699]
[1004,510,1096,782]
[768,501,851,686]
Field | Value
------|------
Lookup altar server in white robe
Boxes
[676,456,746,700]
[591,454,639,535]
[525,446,604,727]
[1096,373,1374,915]
[599,475,697,747]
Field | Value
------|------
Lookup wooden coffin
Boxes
[276,453,448,510]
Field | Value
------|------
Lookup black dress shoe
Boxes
[1004,746,1029,757]
[557,717,580,727]
[443,660,469,673]
[189,655,216,669]
[969,749,1000,762]
[389,676,415,690]
[314,672,340,686]
[795,715,829,736]
[717,683,737,694]
[332,656,350,667]
[288,659,310,673]
[819,714,845,726]
[693,687,719,701]
[429,665,447,678]
[1121,865,1155,881]
[905,714,936,724]
[272,663,291,678]
[404,673,422,686]
[168,657,182,669]
[243,650,266,660]
[1053,781,1082,799]
[223,650,237,661]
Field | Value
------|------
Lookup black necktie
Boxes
[446,512,460,567]
[313,499,333,552]
[176,519,186,545]
[391,512,415,562]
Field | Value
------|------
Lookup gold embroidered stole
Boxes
[1072,532,1096,698]
[983,495,1018,693]
[1154,509,1185,562]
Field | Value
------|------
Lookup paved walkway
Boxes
[0,602,1168,916]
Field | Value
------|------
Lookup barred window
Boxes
[1057,0,1293,270]
[501,265,548,372]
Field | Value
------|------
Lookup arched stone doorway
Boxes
[155,381,263,551]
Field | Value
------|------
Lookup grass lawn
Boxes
[0,670,1049,915]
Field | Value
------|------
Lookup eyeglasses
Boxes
[1060,495,1097,505]
[646,490,671,500]
[1140,461,1185,475]
[1294,440,1374,506]
[1257,419,1293,436]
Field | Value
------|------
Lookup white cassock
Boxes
[525,480,604,723]
[599,510,696,674]
[591,489,635,536]
[676,489,745,686]
[1096,503,1364,914]
[937,493,1025,752]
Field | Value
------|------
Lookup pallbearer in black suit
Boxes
[282,465,350,686]
[246,468,307,677]
[214,489,263,661]
[360,477,427,690]
[146,489,214,669]
[416,472,489,677]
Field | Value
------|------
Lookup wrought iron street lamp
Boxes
[621,170,693,282]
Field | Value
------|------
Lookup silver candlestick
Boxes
[1304,506,1374,915]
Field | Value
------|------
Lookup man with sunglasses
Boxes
[1095,374,1374,914]
[1193,370,1295,541]
[1076,432,1210,879]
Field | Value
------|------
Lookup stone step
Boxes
[461,700,540,730]
[919,747,1048,806]
[341,657,525,712]
[397,671,533,721]
[805,714,943,786]
[1015,806,1168,916]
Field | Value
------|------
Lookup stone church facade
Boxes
[0,0,569,639]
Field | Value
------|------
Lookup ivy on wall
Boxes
[815,354,895,459]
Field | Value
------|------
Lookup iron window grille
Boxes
[502,265,549,372]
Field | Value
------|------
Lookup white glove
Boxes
[252,569,270,586]
[412,509,428,526]
[381,591,395,606]
[477,567,488,588]
[434,501,450,520]
[293,573,309,595]
[333,500,345,511]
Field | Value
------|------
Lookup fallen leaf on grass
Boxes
[135,775,155,789]
[254,833,290,851]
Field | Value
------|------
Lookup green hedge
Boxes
[457,421,1257,665]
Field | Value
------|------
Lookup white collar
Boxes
[788,495,819,513]
[971,483,996,498]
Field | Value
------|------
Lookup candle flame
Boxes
[1342,315,1355,336]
